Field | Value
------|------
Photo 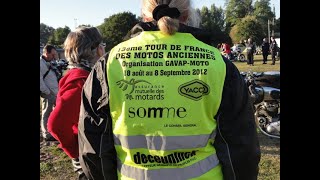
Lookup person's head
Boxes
[141,0,196,35]
[42,45,57,62]
[63,26,104,67]
[270,36,275,41]
[263,38,267,42]
[248,38,252,43]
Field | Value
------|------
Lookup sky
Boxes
[40,0,280,30]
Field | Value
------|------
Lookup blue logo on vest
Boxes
[178,79,210,101]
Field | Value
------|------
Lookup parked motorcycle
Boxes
[241,71,280,139]
[51,59,69,81]
[231,50,246,62]
[222,50,246,62]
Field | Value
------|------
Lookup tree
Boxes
[225,0,253,32]
[274,17,280,33]
[97,12,138,51]
[40,23,55,45]
[198,4,230,45]
[48,26,71,47]
[201,5,225,31]
[253,0,274,37]
[229,15,264,45]
[137,16,143,22]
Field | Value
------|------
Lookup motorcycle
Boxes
[241,71,280,139]
[231,50,246,62]
[222,50,246,62]
[51,59,69,81]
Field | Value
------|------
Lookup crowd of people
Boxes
[40,0,261,179]
[219,36,279,66]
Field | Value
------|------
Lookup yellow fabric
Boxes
[107,31,226,179]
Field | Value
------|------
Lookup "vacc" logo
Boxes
[178,79,210,101]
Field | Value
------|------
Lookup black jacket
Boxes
[78,22,260,180]
[261,41,270,54]
[270,41,279,53]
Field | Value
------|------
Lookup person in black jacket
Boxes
[270,36,279,65]
[261,38,270,64]
[78,0,260,179]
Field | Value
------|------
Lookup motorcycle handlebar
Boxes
[248,84,265,104]
[249,84,258,102]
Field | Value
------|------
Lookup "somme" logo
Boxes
[178,79,210,101]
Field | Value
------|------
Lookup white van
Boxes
[275,38,280,48]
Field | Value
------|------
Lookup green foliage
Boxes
[229,15,264,44]
[98,12,138,51]
[253,0,274,37]
[198,4,231,46]
[40,23,55,45]
[200,5,225,30]
[253,0,274,21]
[137,16,143,22]
[225,0,254,32]
[229,24,240,43]
[48,26,71,47]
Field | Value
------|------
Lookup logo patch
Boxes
[178,79,210,101]
[116,78,151,94]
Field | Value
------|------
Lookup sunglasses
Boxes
[100,43,106,47]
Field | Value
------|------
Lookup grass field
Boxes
[233,54,280,72]
[40,55,280,180]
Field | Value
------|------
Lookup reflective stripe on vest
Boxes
[107,31,226,179]
[117,154,221,180]
[113,130,217,150]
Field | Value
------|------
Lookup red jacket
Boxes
[48,68,90,158]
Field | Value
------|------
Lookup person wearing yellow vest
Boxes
[78,0,261,180]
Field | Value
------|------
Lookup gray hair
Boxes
[141,0,200,35]
[63,26,103,65]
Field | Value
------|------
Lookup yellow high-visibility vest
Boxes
[106,31,226,180]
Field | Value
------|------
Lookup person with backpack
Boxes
[78,0,260,179]
[40,44,59,141]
